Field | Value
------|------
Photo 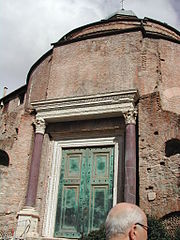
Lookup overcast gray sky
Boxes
[0,0,179,98]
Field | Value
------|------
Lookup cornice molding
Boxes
[31,90,139,122]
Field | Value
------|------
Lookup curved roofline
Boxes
[26,15,179,86]
[53,26,143,46]
[26,48,53,85]
[52,25,180,48]
[143,17,180,34]
[52,16,179,46]
[52,17,142,45]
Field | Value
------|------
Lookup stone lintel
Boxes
[31,90,139,122]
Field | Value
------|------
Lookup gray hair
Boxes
[105,204,145,239]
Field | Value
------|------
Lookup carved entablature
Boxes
[35,117,46,134]
[31,90,139,122]
[123,108,137,125]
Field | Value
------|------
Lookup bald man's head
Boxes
[105,203,147,240]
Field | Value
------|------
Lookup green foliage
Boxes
[147,216,171,240]
[174,227,180,240]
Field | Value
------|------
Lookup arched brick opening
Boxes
[165,139,180,157]
[0,149,9,166]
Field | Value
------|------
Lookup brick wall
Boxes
[138,92,180,217]
[0,97,35,229]
[46,32,142,99]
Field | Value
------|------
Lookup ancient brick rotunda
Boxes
[0,9,180,239]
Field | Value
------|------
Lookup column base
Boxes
[15,206,40,239]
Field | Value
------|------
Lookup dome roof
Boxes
[106,9,137,20]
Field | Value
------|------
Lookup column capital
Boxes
[35,117,46,134]
[123,108,137,125]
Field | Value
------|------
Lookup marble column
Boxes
[123,109,137,204]
[16,117,46,238]
[26,118,46,206]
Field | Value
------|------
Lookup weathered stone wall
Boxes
[0,97,34,230]
[158,40,180,114]
[138,92,180,217]
[46,33,171,100]
[47,32,142,99]
[135,38,161,95]
[27,54,52,104]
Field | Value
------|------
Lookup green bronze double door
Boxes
[54,146,114,238]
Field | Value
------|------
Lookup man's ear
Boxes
[129,225,137,240]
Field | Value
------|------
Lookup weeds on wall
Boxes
[147,216,171,240]
[174,227,180,240]
[79,216,179,240]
